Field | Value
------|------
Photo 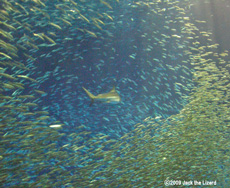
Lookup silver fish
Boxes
[83,86,121,105]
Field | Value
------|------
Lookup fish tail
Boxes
[82,87,95,100]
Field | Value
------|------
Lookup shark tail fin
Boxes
[83,87,95,104]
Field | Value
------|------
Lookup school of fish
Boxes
[0,0,230,187]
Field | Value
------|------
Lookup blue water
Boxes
[1,0,230,187]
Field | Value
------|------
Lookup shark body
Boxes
[83,86,121,105]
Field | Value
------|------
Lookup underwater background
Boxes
[0,0,230,187]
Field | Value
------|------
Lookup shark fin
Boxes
[83,87,96,100]
[110,86,116,92]
[89,99,94,106]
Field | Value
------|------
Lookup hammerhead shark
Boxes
[83,86,121,105]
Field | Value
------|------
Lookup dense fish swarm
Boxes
[0,0,230,187]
